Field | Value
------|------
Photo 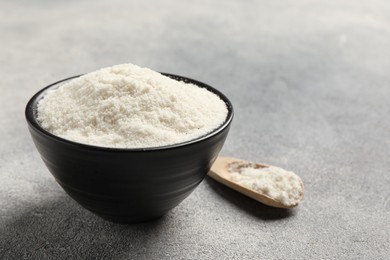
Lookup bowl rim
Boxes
[25,73,234,152]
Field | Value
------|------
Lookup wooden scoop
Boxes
[208,156,304,208]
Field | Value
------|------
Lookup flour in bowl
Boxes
[37,64,228,148]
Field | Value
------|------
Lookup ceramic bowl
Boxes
[25,73,233,223]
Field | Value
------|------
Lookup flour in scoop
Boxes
[228,161,303,206]
[37,64,228,148]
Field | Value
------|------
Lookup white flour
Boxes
[229,161,303,206]
[37,64,228,148]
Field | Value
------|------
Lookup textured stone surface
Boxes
[0,0,389,259]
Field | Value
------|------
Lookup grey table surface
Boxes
[1,0,389,259]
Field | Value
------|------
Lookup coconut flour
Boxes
[37,64,228,148]
[228,161,303,206]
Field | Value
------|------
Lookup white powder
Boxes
[229,161,303,206]
[37,64,228,148]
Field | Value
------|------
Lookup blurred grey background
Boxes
[0,0,389,259]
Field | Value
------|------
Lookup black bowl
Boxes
[25,73,233,223]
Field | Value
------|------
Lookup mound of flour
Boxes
[37,64,228,148]
[229,161,303,206]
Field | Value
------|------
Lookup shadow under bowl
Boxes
[25,73,234,223]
